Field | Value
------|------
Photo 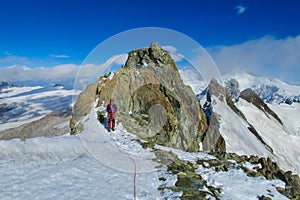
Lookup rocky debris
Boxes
[258,195,272,200]
[155,148,300,200]
[0,109,71,140]
[155,149,220,199]
[209,151,300,199]
[202,151,300,199]
[240,88,282,125]
[249,157,300,199]
[71,42,209,152]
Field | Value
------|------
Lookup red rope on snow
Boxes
[111,134,137,200]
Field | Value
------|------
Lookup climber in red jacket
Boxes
[106,98,117,132]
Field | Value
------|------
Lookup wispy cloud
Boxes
[206,35,300,83]
[235,5,247,15]
[0,55,30,64]
[50,54,70,58]
[3,51,12,56]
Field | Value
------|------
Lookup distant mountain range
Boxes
[0,83,80,139]
[0,81,14,90]
[224,73,300,105]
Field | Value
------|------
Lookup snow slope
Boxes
[181,70,300,175]
[0,102,289,199]
[0,85,80,131]
[214,98,272,157]
[268,103,300,136]
[236,99,300,174]
[0,106,161,199]
[209,95,300,175]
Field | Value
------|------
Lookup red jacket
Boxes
[107,103,117,119]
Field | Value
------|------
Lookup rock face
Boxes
[201,79,226,152]
[225,79,240,102]
[71,42,208,152]
[71,83,97,135]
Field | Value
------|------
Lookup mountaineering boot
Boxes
[112,128,115,131]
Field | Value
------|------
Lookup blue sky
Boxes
[0,0,300,87]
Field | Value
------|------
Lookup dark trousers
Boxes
[107,119,115,130]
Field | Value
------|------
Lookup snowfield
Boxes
[268,103,300,136]
[0,107,161,200]
[0,103,289,199]
[0,85,80,131]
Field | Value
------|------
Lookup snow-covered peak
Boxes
[224,73,300,104]
[224,73,300,93]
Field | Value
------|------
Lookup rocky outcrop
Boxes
[225,79,240,102]
[201,79,226,152]
[240,88,282,125]
[71,42,208,152]
[201,113,226,152]
[207,78,226,101]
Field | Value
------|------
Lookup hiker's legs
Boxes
[107,119,111,130]
[112,119,116,130]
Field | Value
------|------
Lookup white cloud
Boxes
[162,45,184,62]
[235,5,247,15]
[163,45,177,53]
[206,35,300,83]
[0,64,78,81]
[0,54,128,89]
[50,54,70,58]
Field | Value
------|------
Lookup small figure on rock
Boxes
[107,97,117,132]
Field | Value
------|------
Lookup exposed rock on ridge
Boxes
[240,88,282,125]
[71,42,208,152]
